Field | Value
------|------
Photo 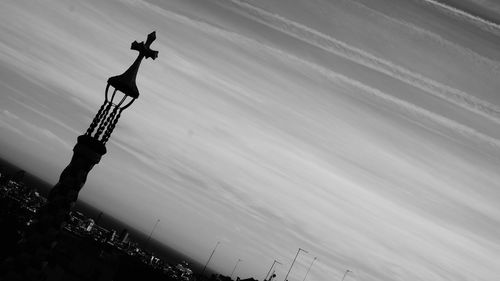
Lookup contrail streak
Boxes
[416,0,500,37]
[217,0,500,125]
[348,0,500,74]
[127,0,500,151]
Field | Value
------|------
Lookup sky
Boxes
[1,0,500,280]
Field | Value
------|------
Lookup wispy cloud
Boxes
[417,0,500,36]
[1,1,499,281]
[218,0,500,124]
[348,0,500,73]
[0,109,71,150]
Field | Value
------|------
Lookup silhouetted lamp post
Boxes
[265,259,282,281]
[284,248,308,281]
[1,32,158,281]
[230,258,243,279]
[202,241,221,276]
[146,218,161,245]
[302,257,317,281]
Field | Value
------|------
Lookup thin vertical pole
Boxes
[284,248,308,281]
[146,219,160,244]
[202,241,220,276]
[231,259,242,278]
[265,260,282,281]
[302,257,317,281]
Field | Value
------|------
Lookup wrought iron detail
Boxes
[85,31,158,145]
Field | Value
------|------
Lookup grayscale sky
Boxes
[1,0,500,280]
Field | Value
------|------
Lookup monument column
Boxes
[1,31,158,281]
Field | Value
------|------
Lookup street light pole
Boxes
[284,248,308,281]
[302,257,317,281]
[146,219,160,244]
[341,269,352,281]
[231,259,243,279]
[201,241,220,276]
[265,260,282,281]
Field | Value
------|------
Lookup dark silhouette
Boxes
[0,32,158,281]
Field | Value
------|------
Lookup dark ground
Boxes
[0,156,214,277]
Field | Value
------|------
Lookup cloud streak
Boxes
[1,1,500,281]
[142,1,500,152]
[348,0,500,73]
[217,0,500,124]
[416,0,500,36]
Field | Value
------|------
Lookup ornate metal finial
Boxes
[85,31,158,145]
[108,31,158,98]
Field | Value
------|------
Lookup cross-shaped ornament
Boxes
[107,31,159,98]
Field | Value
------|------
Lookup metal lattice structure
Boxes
[86,31,159,145]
